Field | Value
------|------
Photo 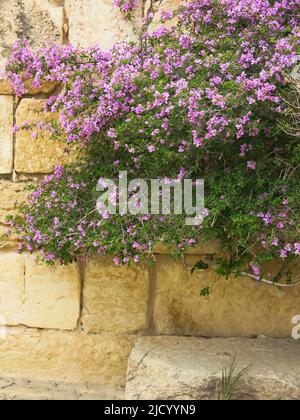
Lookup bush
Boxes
[5,0,300,281]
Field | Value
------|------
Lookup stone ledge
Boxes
[125,336,300,400]
[0,328,137,399]
[0,377,112,401]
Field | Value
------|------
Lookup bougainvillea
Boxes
[5,0,300,283]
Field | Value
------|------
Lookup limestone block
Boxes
[65,0,143,50]
[82,257,150,334]
[0,180,28,210]
[0,328,137,398]
[125,336,300,400]
[0,253,81,330]
[0,96,13,174]
[0,254,25,325]
[0,180,28,249]
[0,0,65,94]
[15,99,76,173]
[21,256,81,330]
[154,255,300,337]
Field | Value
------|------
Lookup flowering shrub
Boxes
[5,0,300,282]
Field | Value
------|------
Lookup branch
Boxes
[238,271,300,288]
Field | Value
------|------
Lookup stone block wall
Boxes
[0,0,299,399]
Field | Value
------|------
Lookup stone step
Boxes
[0,377,114,401]
[124,336,300,400]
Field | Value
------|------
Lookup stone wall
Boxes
[0,0,299,399]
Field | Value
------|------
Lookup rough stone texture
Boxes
[0,0,65,93]
[0,96,13,174]
[0,180,28,249]
[66,0,143,50]
[22,256,81,330]
[0,180,28,210]
[15,99,76,173]
[0,327,137,399]
[82,257,150,334]
[0,80,14,95]
[125,336,300,400]
[0,253,81,330]
[0,254,25,326]
[154,255,300,337]
[0,377,111,401]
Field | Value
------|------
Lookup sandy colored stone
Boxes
[82,257,150,334]
[15,99,76,173]
[0,180,29,248]
[21,256,81,330]
[154,255,300,337]
[0,180,28,210]
[125,336,300,400]
[0,253,81,330]
[0,80,13,95]
[0,96,13,174]
[0,0,64,93]
[0,327,137,398]
[66,0,143,50]
[0,377,113,401]
[0,254,25,326]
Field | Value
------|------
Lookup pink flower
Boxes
[247,161,257,170]
[107,128,117,138]
[250,263,261,278]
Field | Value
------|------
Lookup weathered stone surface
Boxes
[0,327,137,399]
[15,99,76,173]
[0,0,64,93]
[0,254,25,326]
[0,180,28,248]
[82,257,150,334]
[0,80,14,95]
[0,377,112,401]
[0,180,28,210]
[0,253,81,330]
[154,255,300,337]
[22,256,81,330]
[125,336,300,400]
[66,0,143,50]
[0,96,13,174]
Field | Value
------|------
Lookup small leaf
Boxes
[200,287,210,297]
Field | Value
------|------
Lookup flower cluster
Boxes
[5,0,300,281]
[114,0,138,16]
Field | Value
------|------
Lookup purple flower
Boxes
[247,161,257,170]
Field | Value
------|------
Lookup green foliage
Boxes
[217,356,252,401]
